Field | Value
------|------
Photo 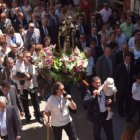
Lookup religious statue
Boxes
[58,16,76,52]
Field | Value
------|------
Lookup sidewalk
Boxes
[21,97,69,140]
[21,85,126,140]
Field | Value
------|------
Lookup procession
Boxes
[0,0,140,140]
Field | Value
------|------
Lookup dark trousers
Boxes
[118,92,132,115]
[52,122,77,140]
[127,98,140,123]
[20,89,41,120]
[92,112,114,140]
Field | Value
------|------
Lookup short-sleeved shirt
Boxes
[45,95,72,127]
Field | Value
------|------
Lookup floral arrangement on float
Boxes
[33,45,88,83]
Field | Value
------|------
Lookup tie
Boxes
[43,27,48,36]
[32,32,36,44]
[127,65,130,73]
[80,25,83,34]
[107,58,113,75]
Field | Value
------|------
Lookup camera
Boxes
[63,91,72,101]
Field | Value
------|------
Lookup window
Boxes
[133,0,140,15]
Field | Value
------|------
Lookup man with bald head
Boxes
[23,22,41,50]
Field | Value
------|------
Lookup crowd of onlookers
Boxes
[0,0,140,139]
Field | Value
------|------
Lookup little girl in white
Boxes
[103,77,117,120]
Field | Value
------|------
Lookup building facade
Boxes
[113,0,140,15]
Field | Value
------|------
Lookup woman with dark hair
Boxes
[43,82,78,140]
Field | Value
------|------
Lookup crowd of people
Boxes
[0,0,140,140]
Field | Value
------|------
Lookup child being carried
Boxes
[103,77,117,120]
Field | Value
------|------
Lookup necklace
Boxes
[55,96,63,112]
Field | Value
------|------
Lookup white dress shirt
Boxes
[98,91,106,112]
[0,109,7,136]
[12,63,38,89]
[116,34,127,49]
[100,8,112,22]
[86,56,94,76]
[132,82,140,101]
[128,36,135,49]
[45,95,72,127]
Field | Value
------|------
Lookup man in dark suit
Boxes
[7,44,19,62]
[39,18,50,43]
[83,76,114,140]
[87,15,98,34]
[47,7,59,44]
[31,13,42,29]
[96,47,115,83]
[13,12,28,32]
[115,52,134,117]
[75,34,88,51]
[75,14,88,39]
[0,12,12,33]
[87,26,101,47]
[89,38,104,63]
[115,43,134,66]
[0,96,21,140]
[11,7,21,22]
[0,80,24,122]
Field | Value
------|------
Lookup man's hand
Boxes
[45,121,51,127]
[16,136,21,140]
[65,94,72,100]
[24,73,31,79]
[20,112,24,117]
[93,90,100,97]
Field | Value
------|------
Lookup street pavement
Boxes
[21,85,126,140]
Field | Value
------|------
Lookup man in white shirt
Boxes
[128,29,140,49]
[100,3,112,23]
[12,51,42,124]
[127,74,140,125]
